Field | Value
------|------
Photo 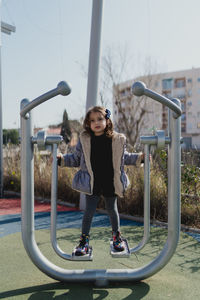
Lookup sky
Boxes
[1,0,200,129]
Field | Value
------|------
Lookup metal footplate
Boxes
[110,238,131,258]
[71,246,93,261]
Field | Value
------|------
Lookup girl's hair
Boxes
[83,106,114,137]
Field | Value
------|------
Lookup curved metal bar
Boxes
[20,81,71,118]
[132,81,182,117]
[32,135,63,145]
[20,105,181,283]
[50,143,72,260]
[20,87,181,285]
[130,144,150,253]
[140,135,171,145]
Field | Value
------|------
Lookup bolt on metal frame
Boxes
[20,80,182,285]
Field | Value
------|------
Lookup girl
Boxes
[57,106,144,256]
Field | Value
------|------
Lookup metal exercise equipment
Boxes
[20,80,182,285]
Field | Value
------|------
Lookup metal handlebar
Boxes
[20,81,71,118]
[51,143,72,260]
[130,144,151,253]
[132,81,182,118]
[130,130,168,253]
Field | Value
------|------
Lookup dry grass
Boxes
[118,164,167,222]
[3,145,200,227]
[3,145,79,206]
[3,144,21,192]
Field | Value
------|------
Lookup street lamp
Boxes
[0,18,16,197]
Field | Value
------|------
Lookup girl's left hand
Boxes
[140,153,151,163]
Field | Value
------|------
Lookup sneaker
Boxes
[113,231,125,252]
[74,234,89,256]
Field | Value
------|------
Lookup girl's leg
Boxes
[81,194,100,235]
[105,196,125,252]
[104,196,120,233]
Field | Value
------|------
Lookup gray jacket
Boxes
[60,131,141,197]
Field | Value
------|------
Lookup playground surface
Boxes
[0,196,200,299]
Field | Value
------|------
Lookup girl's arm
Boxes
[57,140,82,168]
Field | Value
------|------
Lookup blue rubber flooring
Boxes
[1,210,200,243]
[0,211,143,238]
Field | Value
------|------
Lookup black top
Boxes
[90,133,115,197]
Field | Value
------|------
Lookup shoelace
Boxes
[79,237,88,247]
[114,235,123,245]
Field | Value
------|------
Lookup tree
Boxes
[77,44,160,148]
[3,129,19,144]
[60,109,71,144]
[100,45,160,149]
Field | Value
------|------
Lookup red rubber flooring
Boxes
[0,197,77,215]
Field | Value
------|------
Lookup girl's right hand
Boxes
[57,153,63,166]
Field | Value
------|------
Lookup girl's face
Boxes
[89,111,107,136]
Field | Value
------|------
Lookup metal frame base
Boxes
[110,239,130,258]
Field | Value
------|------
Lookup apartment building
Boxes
[113,67,200,149]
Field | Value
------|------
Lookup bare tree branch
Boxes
[100,45,159,149]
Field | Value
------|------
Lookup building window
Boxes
[188,123,192,129]
[188,89,192,97]
[187,78,192,83]
[187,101,192,107]
[163,91,172,99]
[197,122,200,128]
[197,78,200,82]
[188,112,192,118]
[181,113,186,121]
[181,124,186,132]
[120,90,126,97]
[176,92,185,99]
[181,102,185,111]
[174,78,186,88]
[162,78,173,90]
[197,112,200,118]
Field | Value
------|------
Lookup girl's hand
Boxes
[140,153,151,163]
[57,153,63,166]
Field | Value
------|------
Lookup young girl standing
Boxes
[58,106,143,256]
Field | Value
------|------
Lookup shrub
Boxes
[3,144,200,227]
[117,164,167,222]
[3,145,79,206]
[3,145,21,192]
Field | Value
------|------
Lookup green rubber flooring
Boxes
[0,226,200,299]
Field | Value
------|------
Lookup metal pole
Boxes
[0,7,3,197]
[167,98,181,249]
[80,0,104,210]
[130,144,150,252]
[51,143,72,260]
[20,99,35,259]
[0,45,3,198]
[86,0,104,110]
[0,5,16,197]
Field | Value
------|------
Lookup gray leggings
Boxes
[82,194,120,235]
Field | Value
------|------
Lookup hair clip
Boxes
[105,109,111,119]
